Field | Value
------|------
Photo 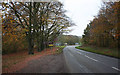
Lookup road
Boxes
[63,45,120,73]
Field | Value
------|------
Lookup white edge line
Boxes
[112,67,120,71]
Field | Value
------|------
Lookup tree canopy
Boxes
[82,1,120,48]
[2,1,75,54]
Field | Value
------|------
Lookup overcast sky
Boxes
[60,0,102,36]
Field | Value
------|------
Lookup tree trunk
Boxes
[28,2,34,54]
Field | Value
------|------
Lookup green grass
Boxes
[56,46,66,48]
[75,45,119,59]
[55,46,66,54]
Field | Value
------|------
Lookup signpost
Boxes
[48,42,54,53]
[49,44,54,47]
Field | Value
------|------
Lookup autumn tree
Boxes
[82,1,120,48]
[1,6,27,54]
[2,1,74,54]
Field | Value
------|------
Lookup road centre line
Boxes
[84,55,120,71]
[85,55,98,62]
[75,47,120,72]
[112,67,120,71]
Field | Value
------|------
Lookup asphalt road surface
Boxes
[63,45,120,73]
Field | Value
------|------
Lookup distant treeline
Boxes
[82,1,120,48]
[56,35,81,45]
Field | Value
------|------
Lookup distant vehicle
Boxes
[55,43,61,46]
[75,43,79,45]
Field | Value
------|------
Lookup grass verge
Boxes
[75,45,119,59]
[55,46,66,54]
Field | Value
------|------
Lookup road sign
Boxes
[48,42,54,47]
[49,44,54,47]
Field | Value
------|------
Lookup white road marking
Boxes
[78,52,82,54]
[112,67,120,71]
[84,55,120,72]
[85,55,98,62]
[79,50,85,52]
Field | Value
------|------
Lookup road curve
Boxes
[63,45,120,73]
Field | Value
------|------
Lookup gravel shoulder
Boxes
[16,53,69,73]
